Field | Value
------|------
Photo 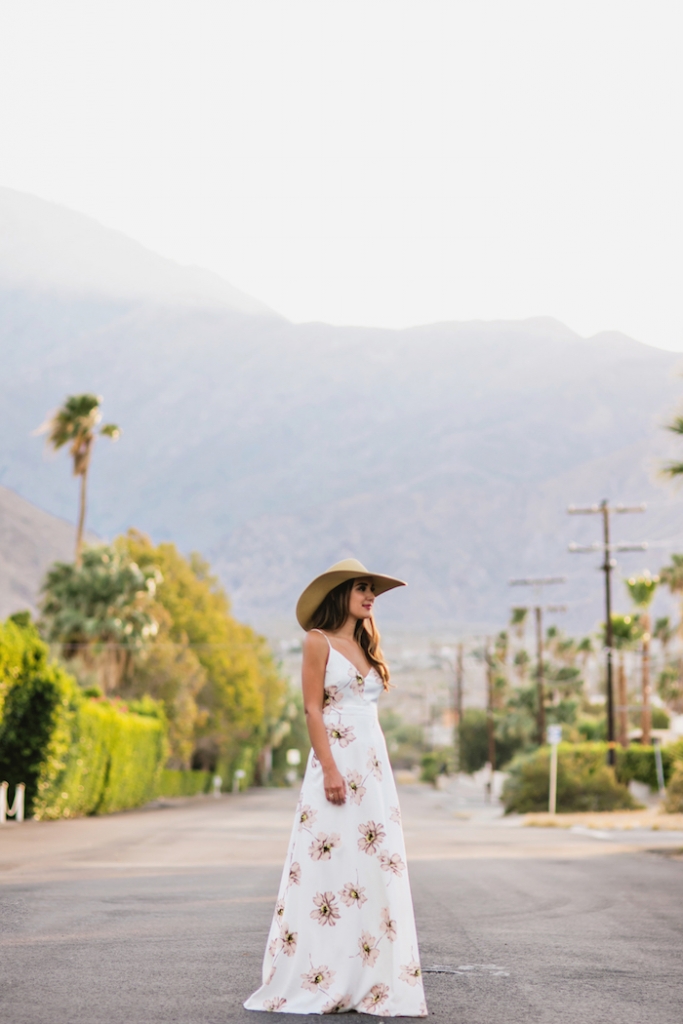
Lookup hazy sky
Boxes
[1,2,682,349]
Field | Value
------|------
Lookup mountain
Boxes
[1,188,682,635]
[0,485,84,619]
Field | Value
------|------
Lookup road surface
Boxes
[1,778,682,1023]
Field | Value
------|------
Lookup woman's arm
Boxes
[302,631,346,805]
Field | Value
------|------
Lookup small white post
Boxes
[212,774,222,798]
[1,782,25,823]
[232,768,246,794]
[547,725,562,815]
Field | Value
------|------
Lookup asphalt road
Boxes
[1,779,682,1024]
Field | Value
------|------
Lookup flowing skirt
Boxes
[244,705,427,1016]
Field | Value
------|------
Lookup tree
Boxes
[38,394,120,563]
[659,554,683,628]
[624,572,659,744]
[118,531,286,778]
[601,613,643,746]
[662,414,683,479]
[40,546,160,693]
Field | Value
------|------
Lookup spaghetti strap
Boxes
[309,627,331,649]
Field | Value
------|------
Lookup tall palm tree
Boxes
[39,395,119,564]
[625,572,659,745]
[662,415,683,478]
[602,613,642,747]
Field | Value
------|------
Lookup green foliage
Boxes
[658,664,682,706]
[625,571,659,608]
[379,709,425,770]
[502,743,639,814]
[39,393,119,475]
[664,761,683,813]
[271,690,312,785]
[577,716,607,741]
[119,531,286,774]
[615,743,677,791]
[41,545,160,691]
[659,554,683,596]
[459,707,528,773]
[158,769,212,797]
[420,748,454,784]
[0,617,167,818]
[651,707,670,728]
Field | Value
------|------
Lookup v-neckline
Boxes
[327,643,375,681]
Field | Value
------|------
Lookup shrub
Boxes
[158,769,212,797]
[459,708,525,773]
[0,618,167,818]
[616,742,682,791]
[420,749,454,784]
[502,743,638,814]
[664,761,683,813]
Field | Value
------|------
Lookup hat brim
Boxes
[296,568,406,631]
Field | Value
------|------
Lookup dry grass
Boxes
[523,809,683,831]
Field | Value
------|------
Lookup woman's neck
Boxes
[332,617,357,642]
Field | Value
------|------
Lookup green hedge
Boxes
[502,743,638,814]
[158,769,212,797]
[0,620,167,818]
[616,742,683,791]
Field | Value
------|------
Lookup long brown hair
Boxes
[309,578,391,689]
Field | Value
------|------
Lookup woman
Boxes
[244,558,427,1017]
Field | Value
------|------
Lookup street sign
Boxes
[547,724,562,746]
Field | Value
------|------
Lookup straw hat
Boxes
[296,558,406,630]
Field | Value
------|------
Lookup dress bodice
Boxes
[321,641,384,711]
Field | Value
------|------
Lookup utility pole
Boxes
[485,638,496,774]
[455,642,464,771]
[509,577,566,745]
[568,500,647,765]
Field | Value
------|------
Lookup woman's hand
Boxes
[323,764,346,805]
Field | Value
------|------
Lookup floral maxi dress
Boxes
[244,634,428,1017]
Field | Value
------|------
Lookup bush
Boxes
[664,761,683,813]
[0,618,167,818]
[502,743,638,814]
[616,742,682,791]
[158,769,212,797]
[459,708,525,773]
[420,749,454,784]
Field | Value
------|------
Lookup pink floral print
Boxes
[367,748,383,780]
[280,924,297,957]
[399,961,422,986]
[379,851,406,877]
[339,880,367,908]
[263,996,286,1010]
[358,931,381,967]
[350,672,365,696]
[346,769,366,804]
[360,983,390,1011]
[389,805,401,824]
[380,907,397,941]
[322,686,342,713]
[300,963,335,993]
[298,805,317,831]
[288,861,301,886]
[310,891,341,927]
[358,820,386,855]
[326,722,356,747]
[308,832,341,861]
[322,993,352,1013]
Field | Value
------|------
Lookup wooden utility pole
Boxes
[454,642,464,770]
[568,500,647,766]
[485,638,496,773]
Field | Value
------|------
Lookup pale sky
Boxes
[1,1,682,349]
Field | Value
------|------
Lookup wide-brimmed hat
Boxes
[295,558,406,630]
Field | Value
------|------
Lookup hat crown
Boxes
[326,558,370,575]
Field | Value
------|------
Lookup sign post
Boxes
[547,725,562,815]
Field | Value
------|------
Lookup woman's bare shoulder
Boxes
[302,629,329,659]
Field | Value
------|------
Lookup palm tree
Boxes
[625,572,659,745]
[602,613,643,747]
[38,395,120,564]
[662,415,683,478]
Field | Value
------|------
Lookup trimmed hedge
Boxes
[158,769,212,797]
[0,620,167,819]
[616,742,683,791]
[502,743,638,814]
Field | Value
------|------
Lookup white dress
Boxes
[244,633,428,1017]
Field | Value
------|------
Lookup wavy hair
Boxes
[308,578,390,689]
